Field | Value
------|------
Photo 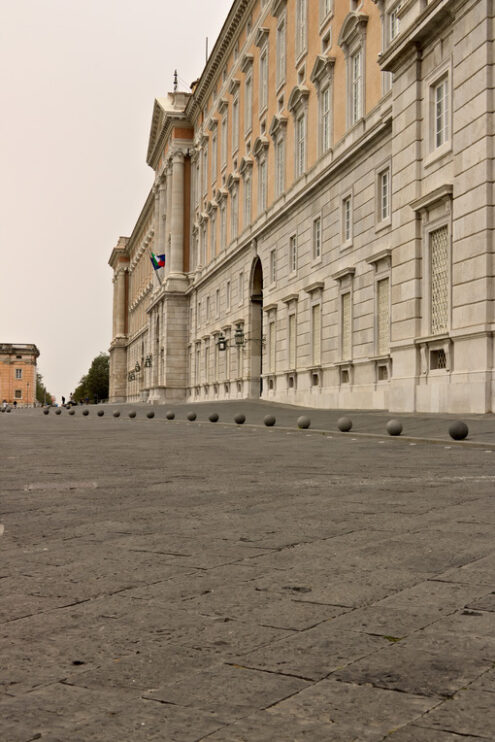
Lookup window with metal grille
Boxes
[377,278,390,355]
[289,313,296,368]
[341,292,352,359]
[430,225,449,334]
[430,349,447,370]
[312,304,321,365]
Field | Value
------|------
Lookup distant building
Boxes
[110,0,493,413]
[0,344,39,406]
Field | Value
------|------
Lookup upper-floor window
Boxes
[15,368,22,379]
[289,235,297,273]
[378,167,390,222]
[389,2,402,42]
[220,201,227,249]
[320,0,332,23]
[295,111,306,178]
[320,85,331,153]
[226,279,231,310]
[433,76,449,149]
[245,74,253,135]
[243,172,252,227]
[295,0,307,60]
[230,188,238,240]
[270,249,277,283]
[221,114,228,168]
[313,218,321,260]
[232,96,239,153]
[276,16,286,89]
[275,136,285,198]
[202,146,208,195]
[351,49,363,125]
[210,210,217,255]
[258,158,267,213]
[259,45,269,112]
[211,131,217,181]
[343,195,352,244]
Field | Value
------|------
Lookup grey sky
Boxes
[0,0,232,400]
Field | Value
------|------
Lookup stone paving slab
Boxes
[1,406,495,740]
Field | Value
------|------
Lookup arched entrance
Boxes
[248,257,263,397]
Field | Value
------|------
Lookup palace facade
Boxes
[0,344,39,406]
[109,0,495,413]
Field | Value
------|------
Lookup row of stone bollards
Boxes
[40,407,470,440]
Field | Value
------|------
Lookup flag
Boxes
[150,252,166,270]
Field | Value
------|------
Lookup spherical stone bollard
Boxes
[97,410,104,417]
[83,409,89,416]
[187,411,197,421]
[264,415,276,427]
[113,411,120,418]
[147,411,155,419]
[337,417,352,432]
[129,411,136,419]
[386,419,403,436]
[209,413,219,423]
[166,410,175,420]
[68,409,75,416]
[55,409,62,415]
[297,416,311,429]
[449,420,469,441]
[6,407,11,413]
[234,413,246,425]
[43,409,50,415]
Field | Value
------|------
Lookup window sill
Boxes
[424,142,452,170]
[340,240,353,252]
[375,217,391,234]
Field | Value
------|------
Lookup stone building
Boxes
[109,0,494,413]
[0,344,39,406]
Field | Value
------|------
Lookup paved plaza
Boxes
[1,402,495,741]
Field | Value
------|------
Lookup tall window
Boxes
[239,272,244,304]
[232,96,239,153]
[275,137,285,197]
[296,0,307,59]
[259,45,268,112]
[351,49,363,124]
[312,303,321,365]
[220,201,227,249]
[320,86,331,153]
[313,218,321,259]
[201,223,207,265]
[377,278,390,355]
[245,74,253,134]
[230,189,238,240]
[430,226,449,334]
[210,210,217,255]
[270,249,277,283]
[320,0,332,22]
[15,368,22,379]
[202,145,208,195]
[211,131,217,181]
[289,235,297,273]
[378,168,390,222]
[195,344,201,384]
[276,16,286,88]
[389,2,402,41]
[343,196,352,243]
[226,280,231,310]
[221,114,228,167]
[258,158,267,212]
[288,313,297,368]
[341,292,352,359]
[204,341,210,383]
[206,296,210,322]
[295,112,306,178]
[215,288,220,318]
[244,174,252,227]
[433,77,449,149]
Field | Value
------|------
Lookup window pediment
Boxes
[215,187,228,204]
[253,135,270,158]
[229,78,240,95]
[271,0,287,16]
[338,12,368,51]
[239,155,254,174]
[310,55,336,86]
[288,85,310,113]
[206,200,218,215]
[218,98,229,114]
[240,53,254,72]
[226,172,240,191]
[269,114,288,139]
[206,116,218,132]
[199,211,209,225]
[255,27,269,48]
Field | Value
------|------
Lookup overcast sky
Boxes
[0,0,232,400]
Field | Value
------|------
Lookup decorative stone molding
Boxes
[229,78,240,94]
[288,85,310,113]
[332,267,355,281]
[255,27,269,48]
[271,0,287,17]
[410,184,453,214]
[240,53,254,72]
[338,12,369,52]
[269,114,288,139]
[366,249,391,270]
[281,292,299,304]
[310,55,336,86]
[226,172,240,191]
[239,154,254,174]
[218,97,229,114]
[253,135,270,159]
[304,281,324,295]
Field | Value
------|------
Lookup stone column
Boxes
[114,267,127,337]
[165,159,173,275]
[169,151,185,276]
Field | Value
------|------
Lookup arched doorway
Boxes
[248,257,263,397]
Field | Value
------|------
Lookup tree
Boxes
[36,373,53,404]
[73,353,109,403]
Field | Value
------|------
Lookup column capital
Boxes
[171,150,185,165]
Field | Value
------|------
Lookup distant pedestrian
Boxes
[13,401,17,409]
[62,396,65,406]
[1,399,7,412]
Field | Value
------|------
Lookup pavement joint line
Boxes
[155,419,495,449]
